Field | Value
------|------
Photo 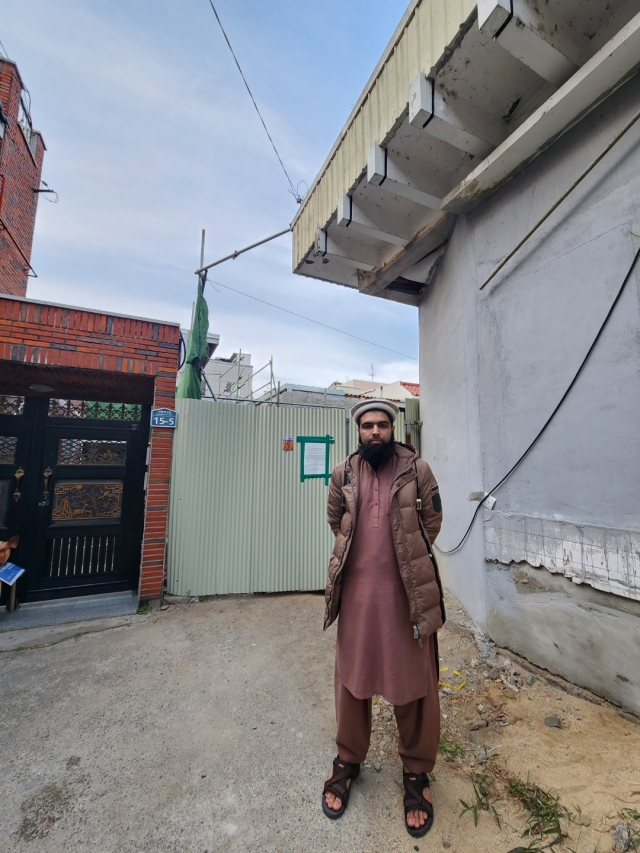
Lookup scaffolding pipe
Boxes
[194,227,292,275]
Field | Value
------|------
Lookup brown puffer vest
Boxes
[324,443,445,642]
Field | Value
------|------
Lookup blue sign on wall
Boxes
[151,407,178,429]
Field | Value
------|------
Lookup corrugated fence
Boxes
[167,399,405,595]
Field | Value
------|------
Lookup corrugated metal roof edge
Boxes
[291,0,424,230]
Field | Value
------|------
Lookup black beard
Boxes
[358,438,396,471]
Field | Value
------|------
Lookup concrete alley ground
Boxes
[1,590,639,853]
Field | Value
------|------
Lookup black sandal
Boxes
[403,771,434,837]
[322,756,360,819]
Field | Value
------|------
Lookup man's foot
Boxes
[322,756,360,820]
[403,771,434,837]
[406,783,432,829]
[324,772,351,812]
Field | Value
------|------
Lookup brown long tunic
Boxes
[336,454,435,706]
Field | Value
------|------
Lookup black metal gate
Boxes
[0,395,149,603]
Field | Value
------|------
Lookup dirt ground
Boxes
[1,589,638,853]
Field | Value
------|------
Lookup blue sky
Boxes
[1,0,418,386]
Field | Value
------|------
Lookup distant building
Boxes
[259,378,419,412]
[331,379,419,402]
[336,379,378,394]
[260,383,348,409]
[0,59,45,295]
[205,350,253,399]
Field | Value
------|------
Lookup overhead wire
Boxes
[435,243,640,555]
[208,277,418,362]
[205,0,303,204]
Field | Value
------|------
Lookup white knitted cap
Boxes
[351,398,399,425]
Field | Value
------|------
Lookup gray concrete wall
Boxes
[486,561,640,715]
[472,77,640,538]
[419,217,487,626]
[419,73,640,709]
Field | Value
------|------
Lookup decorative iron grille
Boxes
[0,396,25,416]
[46,534,118,577]
[0,436,18,464]
[57,439,127,466]
[48,400,142,422]
[51,481,123,522]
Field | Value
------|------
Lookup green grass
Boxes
[460,769,502,828]
[438,731,465,761]
[618,808,640,851]
[459,762,576,851]
[136,603,151,615]
[505,776,572,848]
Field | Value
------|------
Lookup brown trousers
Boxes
[334,641,440,774]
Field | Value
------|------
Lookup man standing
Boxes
[321,399,444,838]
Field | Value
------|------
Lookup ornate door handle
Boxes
[13,466,24,502]
[40,466,53,505]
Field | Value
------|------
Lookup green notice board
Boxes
[297,435,334,484]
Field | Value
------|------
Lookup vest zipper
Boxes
[417,516,447,626]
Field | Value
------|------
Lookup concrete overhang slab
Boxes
[358,211,456,296]
[442,9,640,212]
[292,0,638,303]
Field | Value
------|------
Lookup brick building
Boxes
[0,59,45,295]
[0,297,180,602]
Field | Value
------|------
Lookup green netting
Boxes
[177,277,209,400]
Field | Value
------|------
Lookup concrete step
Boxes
[0,590,138,633]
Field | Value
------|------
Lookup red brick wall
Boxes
[0,60,45,296]
[139,372,176,600]
[0,296,180,600]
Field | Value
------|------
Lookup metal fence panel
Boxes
[250,405,346,592]
[167,400,349,596]
[167,400,255,596]
[404,399,421,453]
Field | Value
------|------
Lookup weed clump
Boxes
[505,776,572,849]
[460,769,501,827]
[438,731,465,761]
[458,756,575,851]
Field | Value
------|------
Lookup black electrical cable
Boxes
[178,331,187,370]
[435,244,640,555]
[205,0,303,204]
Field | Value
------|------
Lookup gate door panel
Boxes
[0,396,38,586]
[0,396,149,602]
[34,425,142,597]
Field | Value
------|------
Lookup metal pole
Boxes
[203,374,217,400]
[277,381,280,406]
[480,107,640,291]
[194,227,292,275]
[345,414,350,457]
